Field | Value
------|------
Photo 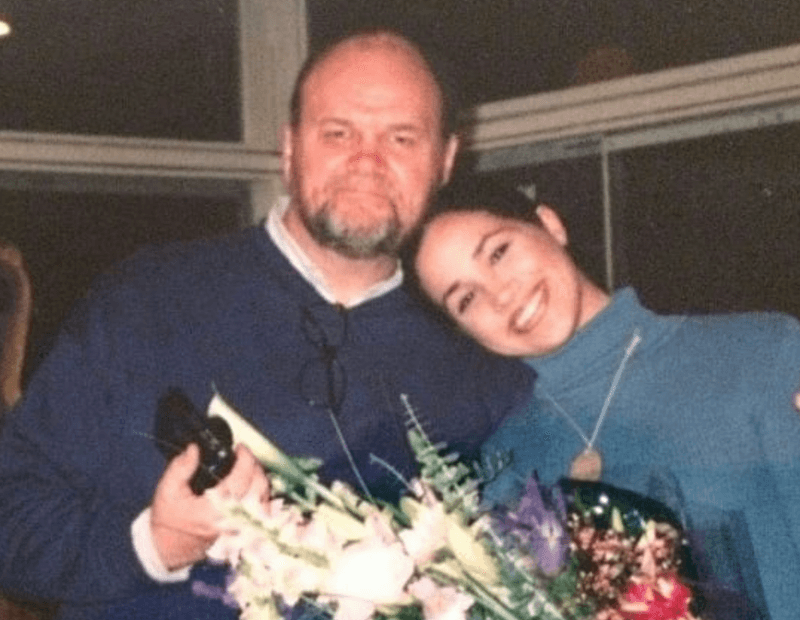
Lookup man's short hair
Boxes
[288,28,462,138]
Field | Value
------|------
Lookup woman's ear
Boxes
[535,205,569,247]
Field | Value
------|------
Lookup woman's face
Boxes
[415,208,601,357]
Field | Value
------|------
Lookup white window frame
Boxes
[0,0,306,223]
[0,2,798,232]
[471,42,800,289]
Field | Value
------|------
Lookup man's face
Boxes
[415,209,591,357]
[282,37,457,259]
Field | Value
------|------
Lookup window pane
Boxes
[0,1,241,140]
[612,122,800,316]
[308,0,800,106]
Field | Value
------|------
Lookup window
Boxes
[0,0,241,140]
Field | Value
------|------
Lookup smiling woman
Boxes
[411,174,800,620]
[413,178,608,357]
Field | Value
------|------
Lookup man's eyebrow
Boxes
[390,122,424,132]
[318,117,350,126]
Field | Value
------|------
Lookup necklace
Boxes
[540,329,642,482]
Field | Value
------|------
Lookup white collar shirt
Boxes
[265,196,404,309]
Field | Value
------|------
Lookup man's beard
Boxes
[299,201,403,259]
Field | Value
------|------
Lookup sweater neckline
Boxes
[251,225,415,318]
[524,288,680,391]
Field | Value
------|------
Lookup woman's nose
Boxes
[489,279,519,309]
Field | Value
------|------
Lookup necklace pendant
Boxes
[570,448,602,481]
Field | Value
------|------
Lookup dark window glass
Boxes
[308,0,800,106]
[0,1,241,140]
[612,123,800,316]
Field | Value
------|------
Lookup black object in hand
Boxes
[155,388,236,494]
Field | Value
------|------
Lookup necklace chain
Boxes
[540,328,642,450]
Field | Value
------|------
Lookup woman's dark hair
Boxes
[404,174,542,271]
[428,175,542,223]
[402,175,542,322]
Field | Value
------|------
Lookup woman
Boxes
[411,178,800,620]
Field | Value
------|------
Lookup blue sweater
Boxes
[0,227,533,620]
[482,289,800,620]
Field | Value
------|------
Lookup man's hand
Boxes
[795,391,800,412]
[150,443,269,571]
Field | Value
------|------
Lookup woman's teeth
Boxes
[513,286,544,331]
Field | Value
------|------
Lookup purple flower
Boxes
[494,476,570,575]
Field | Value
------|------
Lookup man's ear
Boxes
[279,124,294,189]
[535,204,569,247]
[440,134,460,186]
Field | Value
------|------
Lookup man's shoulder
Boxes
[112,226,268,280]
[57,227,279,337]
[83,227,276,301]
[376,285,497,356]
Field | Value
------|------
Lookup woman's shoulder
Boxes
[672,309,800,356]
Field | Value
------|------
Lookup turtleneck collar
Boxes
[524,288,682,391]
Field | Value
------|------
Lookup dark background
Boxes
[2,0,798,137]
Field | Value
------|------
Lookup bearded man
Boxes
[0,30,533,620]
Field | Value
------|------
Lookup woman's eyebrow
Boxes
[442,281,460,307]
[441,225,508,307]
[473,226,506,258]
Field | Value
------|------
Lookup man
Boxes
[0,31,533,619]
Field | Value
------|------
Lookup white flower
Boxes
[400,483,500,585]
[407,576,474,620]
[322,512,415,620]
[399,483,451,564]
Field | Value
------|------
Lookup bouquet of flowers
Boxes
[201,394,702,620]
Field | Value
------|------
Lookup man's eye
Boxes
[323,128,348,141]
[457,291,475,314]
[490,242,509,264]
[393,133,417,147]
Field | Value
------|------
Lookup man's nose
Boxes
[349,136,385,170]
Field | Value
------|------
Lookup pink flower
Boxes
[407,576,474,620]
[398,498,450,565]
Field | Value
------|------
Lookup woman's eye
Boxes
[457,291,475,314]
[489,242,509,264]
